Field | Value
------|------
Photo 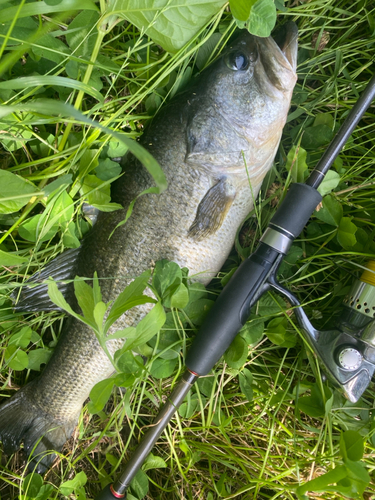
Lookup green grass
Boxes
[1,0,375,499]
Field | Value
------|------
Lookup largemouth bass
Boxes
[0,24,298,472]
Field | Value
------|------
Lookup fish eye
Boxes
[225,51,250,71]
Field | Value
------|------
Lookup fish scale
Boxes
[0,24,298,472]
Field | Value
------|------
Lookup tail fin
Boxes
[0,380,78,473]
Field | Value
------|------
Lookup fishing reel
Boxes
[270,261,375,403]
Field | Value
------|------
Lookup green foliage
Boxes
[22,472,54,500]
[286,145,308,183]
[297,383,333,418]
[27,348,52,371]
[47,270,165,413]
[130,469,149,499]
[317,170,341,196]
[315,195,343,226]
[0,75,104,101]
[266,317,297,348]
[81,174,123,212]
[1,1,375,499]
[0,100,167,193]
[314,195,359,249]
[224,334,248,369]
[230,0,257,21]
[277,244,303,278]
[153,260,187,305]
[239,317,264,345]
[0,249,29,266]
[4,326,51,371]
[238,368,253,402]
[247,0,277,37]
[296,430,370,499]
[4,345,29,370]
[143,453,167,472]
[337,217,358,248]
[0,170,39,213]
[341,430,364,462]
[47,259,216,412]
[60,471,87,497]
[230,0,277,36]
[150,357,177,379]
[114,0,227,53]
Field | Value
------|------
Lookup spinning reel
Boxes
[272,261,375,403]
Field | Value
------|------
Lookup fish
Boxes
[0,23,298,472]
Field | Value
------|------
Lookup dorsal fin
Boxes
[11,247,81,312]
[188,177,236,241]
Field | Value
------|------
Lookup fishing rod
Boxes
[95,74,375,499]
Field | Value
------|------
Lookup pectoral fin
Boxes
[188,178,236,240]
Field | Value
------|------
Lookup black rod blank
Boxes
[113,370,197,497]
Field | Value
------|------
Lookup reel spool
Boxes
[342,261,375,332]
[334,261,375,374]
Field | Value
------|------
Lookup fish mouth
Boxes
[254,21,298,92]
[272,21,298,72]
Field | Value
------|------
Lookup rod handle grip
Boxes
[186,243,279,376]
